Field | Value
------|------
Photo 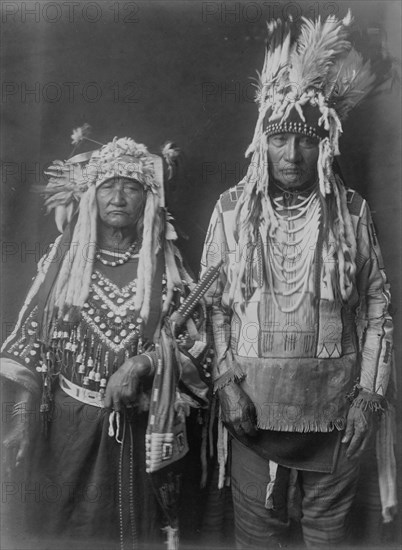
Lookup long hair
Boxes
[228,137,357,306]
[41,185,162,341]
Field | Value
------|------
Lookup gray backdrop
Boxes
[1,0,401,544]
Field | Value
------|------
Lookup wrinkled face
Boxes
[96,177,146,229]
[267,133,319,189]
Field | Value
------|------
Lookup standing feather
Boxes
[288,14,352,95]
[246,19,292,157]
[326,49,376,120]
[255,18,293,107]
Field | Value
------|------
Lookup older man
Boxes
[201,14,395,548]
[1,133,210,549]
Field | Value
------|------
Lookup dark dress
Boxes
[2,248,209,550]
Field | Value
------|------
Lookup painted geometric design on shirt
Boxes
[220,184,244,213]
[346,189,364,217]
[258,290,317,358]
[341,308,357,354]
[316,300,344,358]
[232,295,260,358]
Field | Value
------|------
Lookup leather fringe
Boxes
[213,364,245,392]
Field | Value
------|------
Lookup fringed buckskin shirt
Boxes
[201,183,393,434]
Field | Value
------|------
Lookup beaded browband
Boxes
[265,121,321,140]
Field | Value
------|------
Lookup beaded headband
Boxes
[265,121,320,140]
[264,101,327,140]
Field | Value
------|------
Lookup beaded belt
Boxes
[59,374,105,408]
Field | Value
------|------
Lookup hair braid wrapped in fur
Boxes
[135,192,162,320]
[42,185,98,335]
[230,136,278,303]
[331,178,357,299]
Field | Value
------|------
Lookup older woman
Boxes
[1,135,210,549]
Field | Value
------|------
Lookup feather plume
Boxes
[342,10,353,27]
[288,15,351,95]
[245,19,293,157]
[255,18,292,108]
[161,141,181,180]
[326,48,376,120]
[71,123,92,145]
[70,124,103,159]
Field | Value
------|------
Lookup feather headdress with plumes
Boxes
[243,9,379,196]
[249,10,377,145]
[287,13,352,99]
[230,10,379,306]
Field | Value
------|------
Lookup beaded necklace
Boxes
[95,242,139,267]
[265,188,321,313]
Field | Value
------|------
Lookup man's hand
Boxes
[3,389,38,473]
[217,381,257,438]
[342,405,377,460]
[104,355,154,412]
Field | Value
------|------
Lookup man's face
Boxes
[96,177,146,229]
[267,133,319,189]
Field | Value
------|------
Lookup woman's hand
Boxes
[3,389,38,473]
[104,354,154,412]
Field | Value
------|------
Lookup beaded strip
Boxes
[8,307,39,355]
[265,190,321,313]
[96,242,139,267]
[266,121,321,140]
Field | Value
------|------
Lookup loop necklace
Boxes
[96,242,138,267]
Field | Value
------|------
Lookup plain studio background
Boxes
[1,0,401,548]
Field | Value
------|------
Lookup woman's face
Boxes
[96,177,146,229]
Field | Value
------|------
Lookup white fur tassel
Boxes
[318,138,332,196]
[162,525,179,550]
[135,192,160,320]
[217,415,228,489]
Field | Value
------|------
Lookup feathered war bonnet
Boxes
[40,127,181,340]
[232,11,377,305]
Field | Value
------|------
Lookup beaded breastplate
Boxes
[81,270,140,352]
[35,269,163,397]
